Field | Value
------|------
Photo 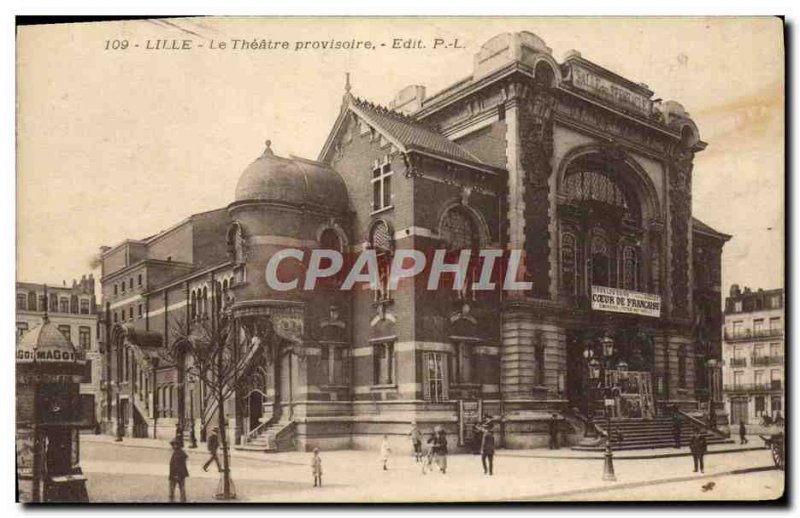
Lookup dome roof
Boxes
[17,318,84,366]
[234,141,350,212]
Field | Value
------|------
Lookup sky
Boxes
[16,17,784,298]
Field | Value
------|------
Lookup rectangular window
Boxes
[451,342,476,385]
[129,278,133,289]
[754,370,764,386]
[423,352,448,402]
[59,298,69,313]
[114,284,118,296]
[771,396,782,412]
[320,346,330,383]
[732,321,743,338]
[138,274,143,287]
[733,370,744,387]
[80,299,90,315]
[113,312,118,323]
[769,317,781,332]
[754,395,765,417]
[332,347,346,384]
[372,342,394,385]
[734,300,742,312]
[769,295,781,309]
[770,343,780,358]
[138,304,143,318]
[79,326,91,350]
[770,369,781,389]
[754,344,764,358]
[371,158,393,212]
[753,318,764,335]
[58,325,71,344]
[16,294,26,310]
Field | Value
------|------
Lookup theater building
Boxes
[98,31,729,450]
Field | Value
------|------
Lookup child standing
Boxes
[380,435,392,471]
[311,448,323,487]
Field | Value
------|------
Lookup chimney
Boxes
[389,85,426,114]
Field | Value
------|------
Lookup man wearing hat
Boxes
[168,438,189,503]
[202,426,221,472]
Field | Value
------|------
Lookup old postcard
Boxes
[15,16,785,503]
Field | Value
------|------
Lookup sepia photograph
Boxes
[14,15,785,504]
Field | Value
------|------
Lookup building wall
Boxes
[722,288,784,425]
[16,279,102,425]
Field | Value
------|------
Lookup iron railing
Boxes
[724,381,782,393]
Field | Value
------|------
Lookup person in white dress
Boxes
[379,435,391,471]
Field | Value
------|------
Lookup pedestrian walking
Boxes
[421,429,436,475]
[311,448,323,487]
[480,423,495,475]
[380,435,392,471]
[202,426,221,472]
[549,414,560,450]
[690,428,707,473]
[409,421,423,463]
[168,438,188,503]
[739,421,749,445]
[427,426,448,474]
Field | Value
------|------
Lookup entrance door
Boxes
[119,399,129,437]
[248,391,264,433]
[605,370,654,418]
[731,397,749,425]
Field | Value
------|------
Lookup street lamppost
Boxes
[600,334,617,482]
[583,345,597,437]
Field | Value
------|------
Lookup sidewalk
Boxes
[81,432,768,462]
[80,434,307,465]
[80,434,781,502]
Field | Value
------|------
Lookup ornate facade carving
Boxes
[668,144,694,318]
[519,78,556,299]
[554,94,671,156]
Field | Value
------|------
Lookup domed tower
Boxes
[227,141,352,449]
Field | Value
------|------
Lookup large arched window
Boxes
[622,245,640,291]
[440,206,480,300]
[441,206,478,251]
[564,170,638,223]
[589,233,610,288]
[561,232,577,297]
[559,155,649,301]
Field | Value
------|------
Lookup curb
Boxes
[496,446,767,461]
[514,465,778,501]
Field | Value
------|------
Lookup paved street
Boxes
[78,436,783,503]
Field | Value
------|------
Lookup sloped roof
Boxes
[347,96,491,170]
[692,217,731,240]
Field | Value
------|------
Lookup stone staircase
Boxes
[235,420,296,452]
[572,416,733,451]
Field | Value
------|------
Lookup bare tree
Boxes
[160,296,253,500]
